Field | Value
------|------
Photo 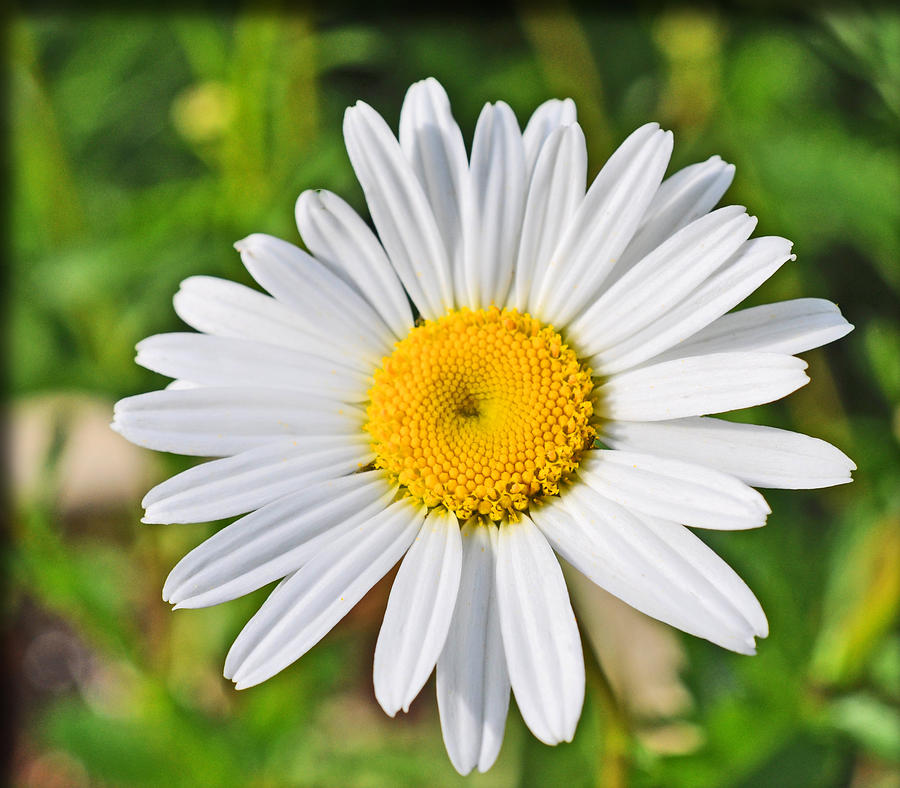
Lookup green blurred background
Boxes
[7,6,900,787]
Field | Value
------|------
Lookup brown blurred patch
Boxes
[564,563,701,756]
[10,392,159,524]
[8,393,162,787]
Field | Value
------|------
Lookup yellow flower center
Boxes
[366,307,596,521]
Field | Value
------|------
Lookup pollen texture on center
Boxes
[366,307,596,521]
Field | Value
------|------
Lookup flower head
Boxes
[113,78,855,774]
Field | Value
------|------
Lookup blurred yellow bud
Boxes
[171,81,235,144]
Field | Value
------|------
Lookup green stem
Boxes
[585,642,630,788]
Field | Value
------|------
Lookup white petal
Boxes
[162,471,395,608]
[515,123,587,312]
[532,123,673,327]
[640,514,768,638]
[374,508,462,716]
[437,523,510,775]
[343,101,454,319]
[522,98,577,175]
[135,333,371,402]
[461,101,527,309]
[578,449,770,530]
[235,233,393,360]
[532,491,764,653]
[609,155,736,282]
[173,276,368,370]
[295,189,414,339]
[225,497,425,689]
[594,236,796,374]
[652,298,854,362]
[600,352,809,422]
[571,206,755,357]
[112,387,364,456]
[605,417,856,489]
[495,516,584,745]
[398,78,470,303]
[142,435,373,524]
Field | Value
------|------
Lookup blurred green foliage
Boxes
[7,7,900,788]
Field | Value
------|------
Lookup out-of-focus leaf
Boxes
[10,20,85,254]
[519,694,596,788]
[730,731,848,788]
[652,9,723,138]
[828,694,900,762]
[14,514,142,658]
[316,25,391,71]
[869,636,900,700]
[170,15,229,80]
[811,512,900,686]
[43,697,244,788]
[270,15,319,175]
[518,4,613,160]
[819,10,900,119]
[723,30,900,295]
[219,14,279,211]
[864,320,900,405]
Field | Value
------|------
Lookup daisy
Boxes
[112,78,855,774]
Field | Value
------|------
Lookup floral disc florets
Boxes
[366,306,596,521]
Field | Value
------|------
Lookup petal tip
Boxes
[233,236,254,254]
[229,665,259,689]
[450,758,475,777]
[374,692,399,718]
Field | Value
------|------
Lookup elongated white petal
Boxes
[535,498,691,634]
[652,298,854,362]
[344,101,454,319]
[142,436,373,524]
[295,189,414,339]
[532,491,764,653]
[235,233,392,360]
[111,387,364,456]
[374,509,462,716]
[437,524,510,776]
[594,236,796,374]
[495,516,584,745]
[135,333,370,402]
[605,417,856,489]
[399,78,470,303]
[173,276,369,371]
[578,450,770,530]
[522,97,577,175]
[601,352,809,422]
[225,497,425,689]
[571,206,755,356]
[163,472,394,608]
[640,514,768,638]
[609,155,736,282]
[533,123,673,326]
[461,101,527,309]
[515,123,587,312]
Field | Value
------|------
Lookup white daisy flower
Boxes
[112,78,855,774]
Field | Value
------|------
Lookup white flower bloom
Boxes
[112,78,855,775]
